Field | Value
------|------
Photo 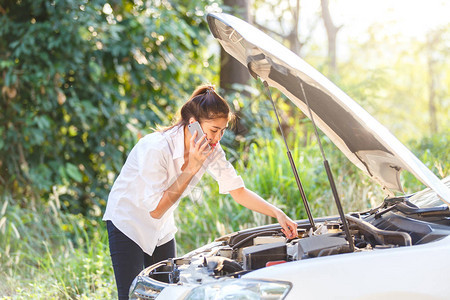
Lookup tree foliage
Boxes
[335,23,450,142]
[0,0,215,213]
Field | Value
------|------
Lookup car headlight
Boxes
[129,274,168,300]
[185,279,292,300]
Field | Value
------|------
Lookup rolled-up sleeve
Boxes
[206,145,245,194]
[137,143,169,212]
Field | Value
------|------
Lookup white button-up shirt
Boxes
[103,125,245,255]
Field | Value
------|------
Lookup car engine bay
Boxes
[130,196,450,299]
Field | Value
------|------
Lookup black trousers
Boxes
[106,220,176,300]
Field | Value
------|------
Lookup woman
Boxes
[103,85,298,299]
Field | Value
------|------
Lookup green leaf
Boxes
[0,60,14,69]
[88,61,102,82]
[66,163,83,183]
[35,115,52,129]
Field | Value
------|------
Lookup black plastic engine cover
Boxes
[297,233,348,258]
[243,242,287,270]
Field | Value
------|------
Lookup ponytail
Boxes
[163,84,234,131]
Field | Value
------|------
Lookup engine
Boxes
[129,200,450,299]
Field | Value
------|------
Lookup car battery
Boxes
[243,242,287,270]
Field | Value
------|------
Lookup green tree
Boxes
[0,0,215,213]
[336,23,450,143]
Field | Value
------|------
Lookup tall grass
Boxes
[0,194,115,299]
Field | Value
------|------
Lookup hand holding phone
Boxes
[188,121,211,151]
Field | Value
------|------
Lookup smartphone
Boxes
[188,122,211,151]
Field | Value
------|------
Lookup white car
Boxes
[129,13,450,300]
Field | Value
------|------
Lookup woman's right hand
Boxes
[186,131,213,174]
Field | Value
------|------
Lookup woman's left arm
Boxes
[229,187,298,239]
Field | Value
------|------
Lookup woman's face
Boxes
[199,117,228,149]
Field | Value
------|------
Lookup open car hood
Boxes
[207,13,450,204]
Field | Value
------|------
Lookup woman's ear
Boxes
[188,117,197,124]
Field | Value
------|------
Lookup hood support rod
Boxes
[262,81,316,230]
[299,82,355,252]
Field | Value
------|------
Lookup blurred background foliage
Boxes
[0,0,216,215]
[0,0,449,298]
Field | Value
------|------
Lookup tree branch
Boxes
[251,18,289,40]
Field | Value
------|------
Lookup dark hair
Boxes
[163,84,234,131]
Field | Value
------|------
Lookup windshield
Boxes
[409,176,450,208]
